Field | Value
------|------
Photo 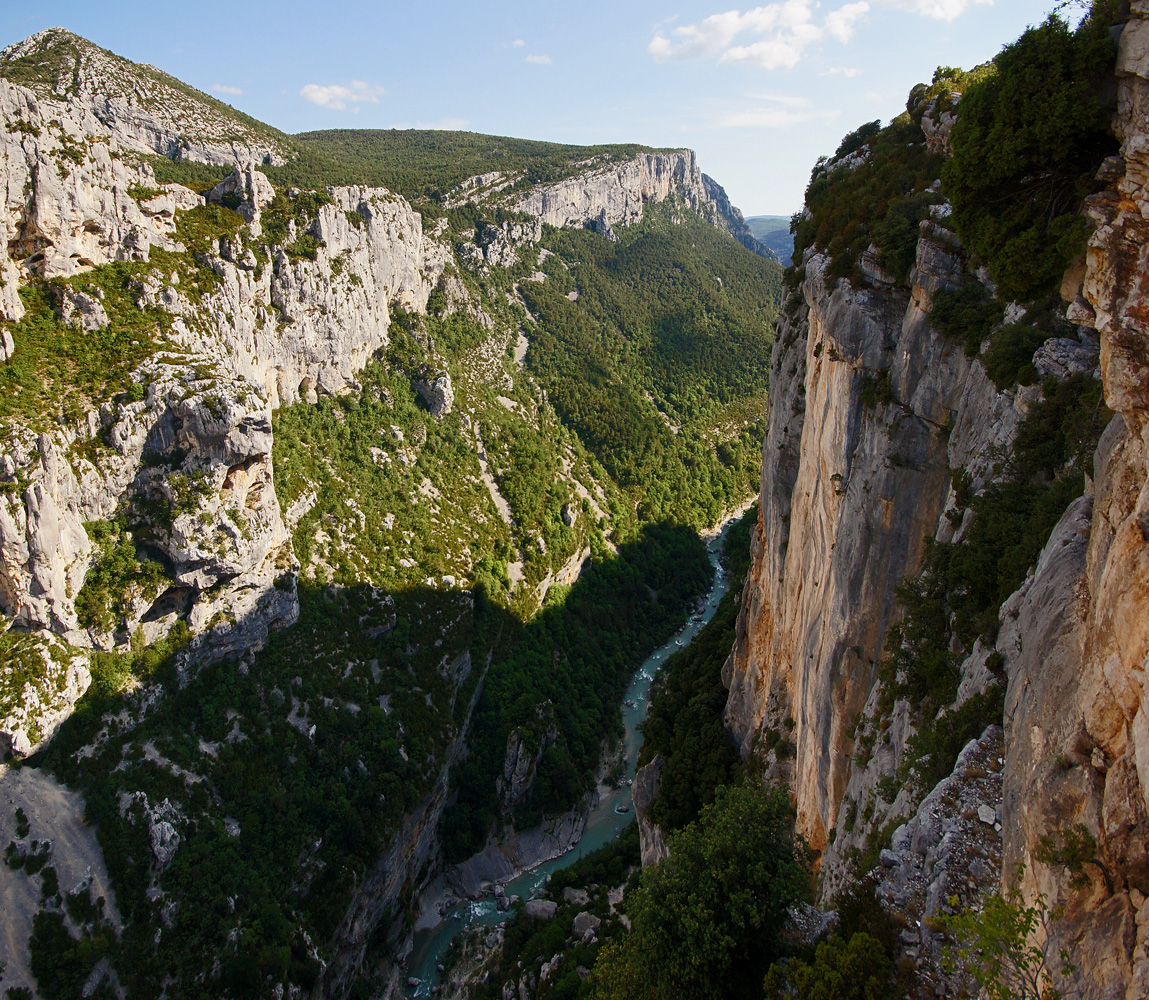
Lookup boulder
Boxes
[524,899,557,920]
[572,911,600,937]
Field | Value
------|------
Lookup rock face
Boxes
[995,12,1149,996]
[701,173,774,259]
[509,151,717,237]
[0,28,288,167]
[724,225,1012,860]
[0,630,90,754]
[726,13,1149,998]
[0,71,440,665]
[875,726,1005,997]
[632,754,670,867]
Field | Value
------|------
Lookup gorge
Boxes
[1,3,1148,1000]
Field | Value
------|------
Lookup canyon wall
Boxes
[726,10,1149,997]
[0,30,753,756]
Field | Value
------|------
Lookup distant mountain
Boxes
[744,215,794,266]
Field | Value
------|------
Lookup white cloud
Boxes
[512,38,525,47]
[300,80,385,110]
[718,107,825,127]
[211,83,243,95]
[716,104,836,128]
[649,0,871,71]
[744,90,812,106]
[526,54,552,64]
[711,90,836,127]
[825,2,869,42]
[820,66,863,77]
[875,0,991,21]
[721,21,822,70]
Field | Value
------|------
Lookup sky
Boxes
[2,0,1077,216]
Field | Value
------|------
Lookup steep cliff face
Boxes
[728,9,1149,998]
[724,229,1011,854]
[0,67,438,705]
[509,151,711,238]
[999,12,1149,996]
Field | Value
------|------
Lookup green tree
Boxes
[942,4,1119,299]
[938,877,1075,1000]
[590,784,811,1000]
[763,932,900,1000]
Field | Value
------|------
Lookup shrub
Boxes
[942,5,1120,300]
[792,117,941,288]
[763,932,901,1000]
[938,876,1076,1000]
[982,324,1047,389]
[74,521,170,634]
[589,785,811,1000]
[929,284,1003,357]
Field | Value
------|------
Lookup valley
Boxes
[3,2,1149,999]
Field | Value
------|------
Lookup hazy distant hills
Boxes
[744,216,794,266]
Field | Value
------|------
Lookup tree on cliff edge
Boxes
[589,784,810,1000]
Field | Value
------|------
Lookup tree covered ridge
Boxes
[791,0,1121,301]
[942,1,1121,300]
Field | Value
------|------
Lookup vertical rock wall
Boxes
[1000,9,1149,996]
[727,11,1149,997]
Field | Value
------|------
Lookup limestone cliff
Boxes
[999,9,1149,995]
[0,28,774,999]
[0,28,288,166]
[0,36,759,752]
[508,151,711,239]
[0,62,439,721]
[726,10,1149,997]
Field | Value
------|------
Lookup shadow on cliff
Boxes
[14,521,711,999]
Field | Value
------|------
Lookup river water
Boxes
[403,511,747,996]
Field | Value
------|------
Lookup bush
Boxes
[942,5,1120,300]
[74,521,170,634]
[590,784,811,1000]
[929,284,1003,357]
[763,932,901,1000]
[938,877,1076,1000]
[982,324,1047,389]
[792,117,941,288]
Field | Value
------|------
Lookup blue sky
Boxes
[3,1,1073,215]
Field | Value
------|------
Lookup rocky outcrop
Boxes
[727,12,1149,998]
[701,173,774,259]
[875,726,1005,997]
[509,151,713,235]
[0,64,442,655]
[0,29,288,167]
[632,754,669,867]
[994,10,1149,996]
[0,629,90,754]
[724,225,1014,860]
[0,59,449,743]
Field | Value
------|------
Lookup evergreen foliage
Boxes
[521,204,778,527]
[637,506,756,832]
[942,4,1120,299]
[589,784,811,1000]
[763,932,901,1000]
[791,118,942,287]
[440,525,712,861]
[263,130,660,203]
[73,521,170,635]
